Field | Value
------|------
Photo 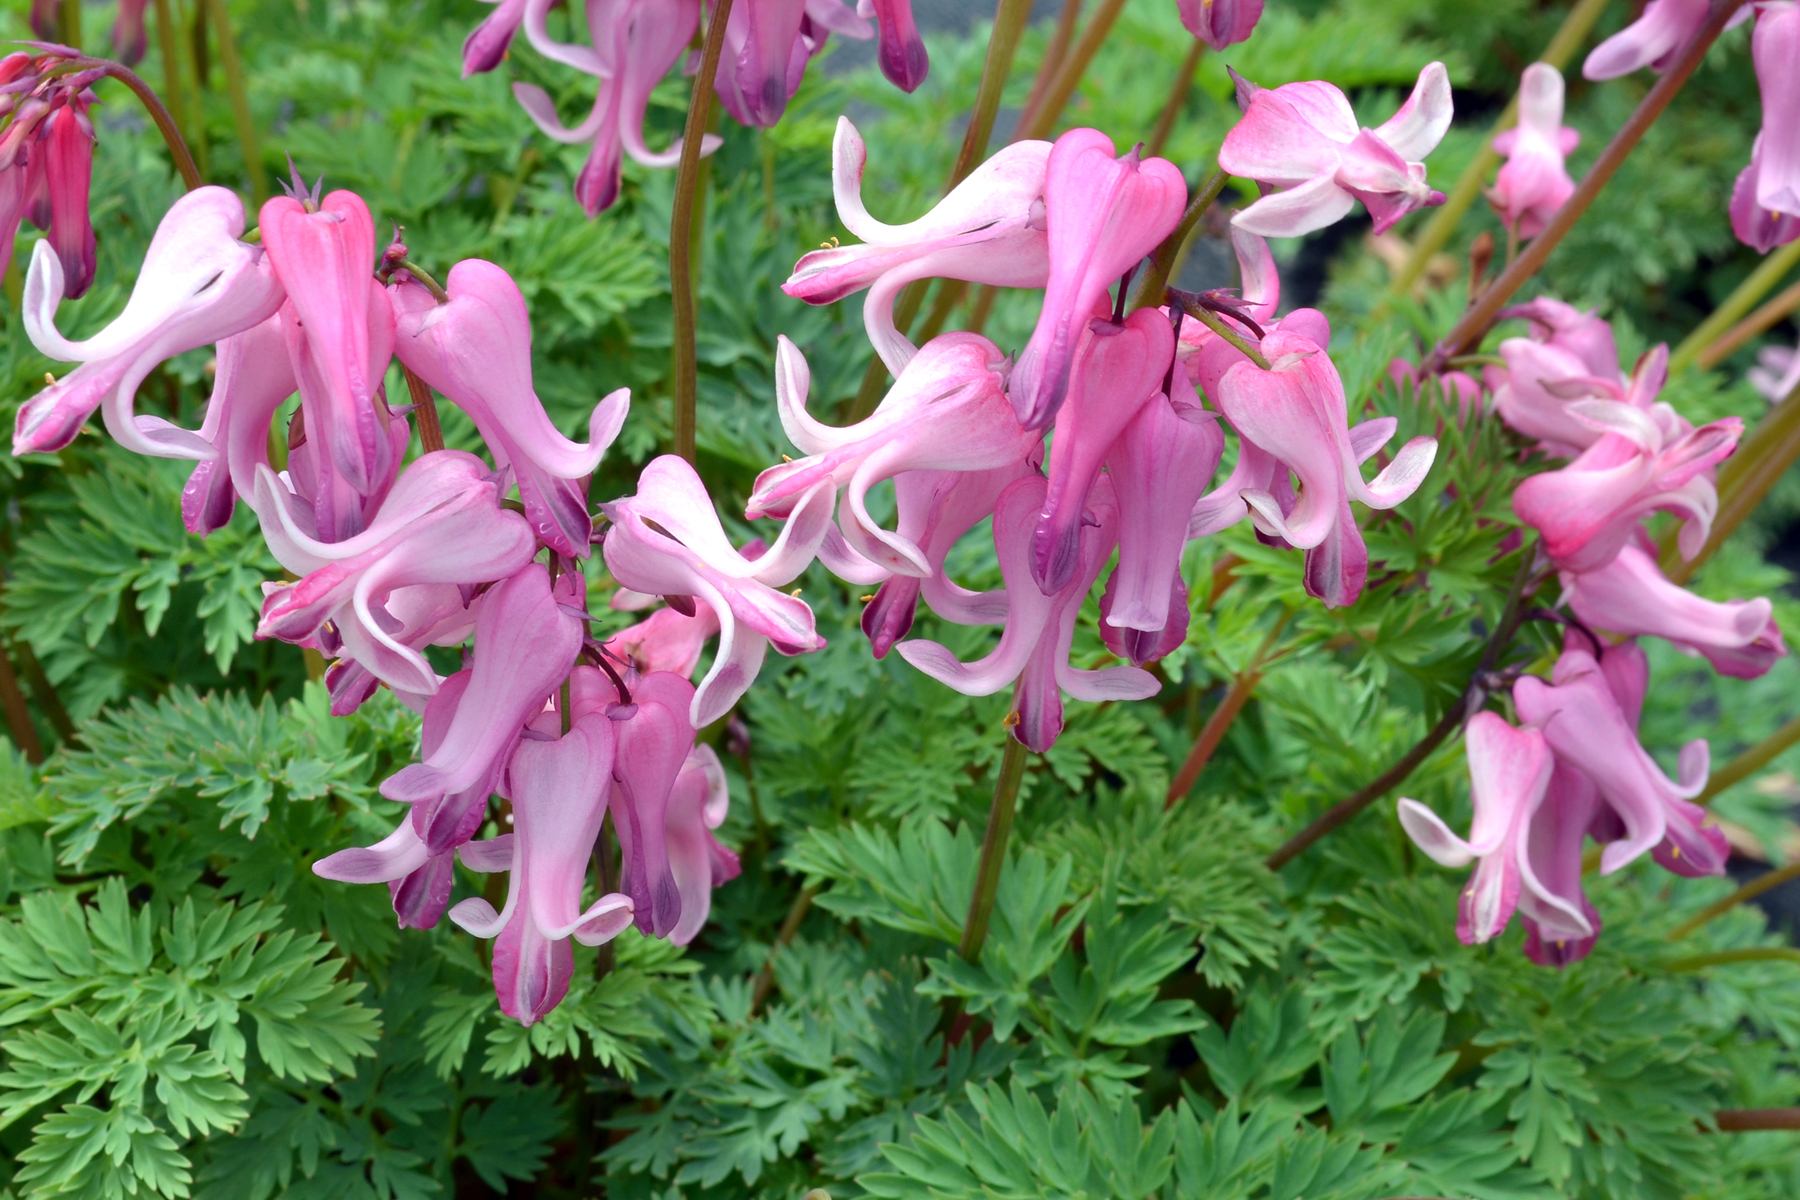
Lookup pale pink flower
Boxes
[1487,64,1580,239]
[180,315,297,536]
[1733,135,1800,252]
[1217,64,1452,238]
[784,118,1050,375]
[1730,4,1800,251]
[1583,0,1749,79]
[1748,341,1800,402]
[1490,341,1662,459]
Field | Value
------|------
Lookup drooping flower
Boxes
[1561,542,1787,679]
[1489,340,1662,459]
[748,333,1035,577]
[512,0,721,216]
[1177,0,1264,50]
[180,314,297,536]
[260,189,397,506]
[15,186,284,458]
[1210,329,1439,607]
[1487,64,1579,239]
[609,672,707,940]
[1733,135,1800,253]
[663,743,741,945]
[111,0,150,65]
[714,0,873,129]
[1582,0,1748,80]
[783,118,1051,374]
[1729,3,1800,252]
[1514,641,1722,878]
[1217,63,1452,238]
[449,710,635,1025]
[603,455,831,727]
[1500,297,1623,382]
[898,475,1159,753]
[861,0,929,91]
[1034,308,1177,594]
[391,259,629,555]
[254,451,537,696]
[1519,763,1605,968]
[1397,712,1596,947]
[40,86,95,298]
[1511,406,1741,572]
[463,0,528,75]
[28,0,56,40]
[1008,129,1187,429]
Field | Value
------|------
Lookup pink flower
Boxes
[862,0,929,91]
[1512,406,1740,572]
[1734,135,1800,252]
[1487,64,1579,239]
[1514,642,1722,877]
[450,710,635,1025]
[1500,297,1623,381]
[323,585,482,716]
[111,0,149,65]
[40,91,96,300]
[1520,763,1605,967]
[255,452,537,696]
[1748,341,1799,402]
[748,334,1035,576]
[1562,543,1787,679]
[463,0,527,75]
[603,455,831,727]
[1582,0,1749,79]
[857,460,1036,657]
[1398,712,1599,948]
[313,818,458,931]
[1177,0,1263,50]
[603,601,722,677]
[1489,340,1661,459]
[1217,64,1452,238]
[783,118,1050,375]
[181,315,298,536]
[15,186,284,458]
[380,563,584,803]
[259,190,397,505]
[897,475,1159,753]
[1009,129,1187,429]
[513,0,721,216]
[28,0,56,40]
[714,0,872,128]
[1034,308,1177,594]
[391,260,629,556]
[1211,329,1439,607]
[663,743,740,945]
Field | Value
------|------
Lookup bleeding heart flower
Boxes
[1487,64,1580,239]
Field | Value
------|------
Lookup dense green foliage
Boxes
[0,0,1797,1196]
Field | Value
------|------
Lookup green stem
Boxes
[151,0,193,158]
[1697,279,1800,371]
[1663,946,1800,973]
[669,0,734,466]
[1670,238,1800,373]
[1666,862,1800,942]
[1016,0,1129,142]
[58,57,202,190]
[1420,0,1753,374]
[959,734,1029,965]
[1265,540,1538,870]
[202,0,267,203]
[1180,298,1271,368]
[1391,0,1613,294]
[846,0,1034,419]
[58,0,81,49]
[1015,0,1085,137]
[1130,167,1229,313]
[1696,715,1800,807]
[1660,375,1800,584]
[1147,40,1205,160]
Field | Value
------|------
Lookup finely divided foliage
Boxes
[0,0,1798,1198]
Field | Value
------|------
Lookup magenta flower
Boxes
[463,0,528,75]
[898,475,1159,753]
[111,0,150,65]
[325,585,482,715]
[1512,407,1741,572]
[1733,135,1800,252]
[857,460,1037,657]
[181,314,298,536]
[784,119,1050,374]
[28,0,56,40]
[1562,543,1787,679]
[1487,64,1579,239]
[1217,64,1452,238]
[1731,4,1800,251]
[450,711,635,1025]
[1009,129,1187,429]
[255,452,536,696]
[714,0,872,128]
[609,672,707,940]
[1035,308,1177,594]
[662,743,740,946]
[1501,297,1623,381]
[260,190,398,505]
[15,186,283,458]
[1397,712,1599,948]
[1177,0,1263,50]
[1105,368,1223,650]
[1211,329,1439,607]
[748,334,1035,576]
[380,563,584,803]
[392,259,629,556]
[40,86,95,298]
[513,0,720,215]
[1490,340,1661,459]
[604,455,831,727]
[1582,0,1748,79]
[864,0,929,92]
[313,817,458,931]
[603,601,722,678]
[1516,764,1605,968]
[1514,642,1722,877]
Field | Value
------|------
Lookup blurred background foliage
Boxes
[0,0,1796,1197]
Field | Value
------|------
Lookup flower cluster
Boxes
[1398,295,1786,967]
[0,46,102,300]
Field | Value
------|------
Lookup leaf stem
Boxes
[1420,0,1754,375]
[1265,540,1539,870]
[9,637,75,745]
[201,0,266,202]
[959,733,1029,966]
[669,0,733,466]
[1666,862,1800,942]
[1671,238,1800,373]
[1663,946,1800,972]
[1167,609,1290,807]
[750,883,816,1013]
